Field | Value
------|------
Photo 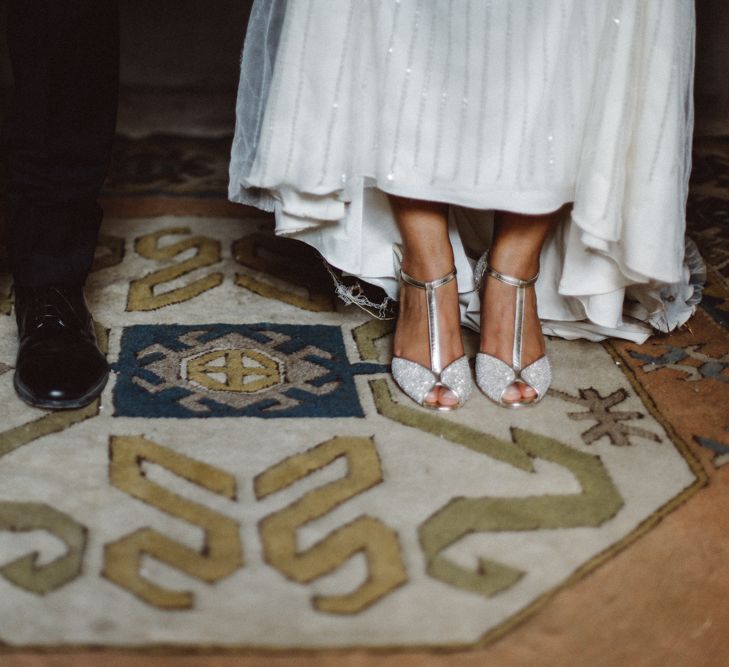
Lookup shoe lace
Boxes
[17,287,86,332]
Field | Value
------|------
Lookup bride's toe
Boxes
[520,384,538,401]
[501,384,522,403]
[439,387,460,408]
[424,388,440,406]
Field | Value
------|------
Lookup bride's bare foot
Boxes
[478,208,561,405]
[388,195,469,409]
[479,269,545,404]
[393,260,465,409]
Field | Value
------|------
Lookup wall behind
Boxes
[118,0,252,88]
[0,0,9,87]
[696,0,729,121]
[0,0,252,89]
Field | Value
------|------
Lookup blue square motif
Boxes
[113,323,385,419]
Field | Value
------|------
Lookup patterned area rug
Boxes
[0,134,728,666]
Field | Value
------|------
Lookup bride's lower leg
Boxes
[480,208,562,403]
[390,196,464,408]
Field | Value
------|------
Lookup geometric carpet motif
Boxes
[114,323,383,418]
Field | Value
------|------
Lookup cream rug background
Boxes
[0,212,702,650]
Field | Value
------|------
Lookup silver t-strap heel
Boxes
[475,258,551,408]
[391,268,473,410]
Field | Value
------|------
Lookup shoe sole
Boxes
[13,370,110,411]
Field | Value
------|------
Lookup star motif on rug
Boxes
[694,428,729,468]
[628,343,729,383]
[0,362,12,376]
[551,387,662,447]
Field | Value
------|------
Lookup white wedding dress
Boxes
[229,0,702,343]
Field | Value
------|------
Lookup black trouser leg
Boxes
[4,0,119,287]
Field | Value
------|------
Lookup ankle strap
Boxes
[485,265,538,288]
[400,268,457,290]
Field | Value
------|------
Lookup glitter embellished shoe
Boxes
[391,268,473,411]
[475,256,551,408]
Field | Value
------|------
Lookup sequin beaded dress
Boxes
[229,0,702,342]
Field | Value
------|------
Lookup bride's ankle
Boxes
[479,273,544,360]
[401,262,455,282]
[400,250,455,282]
[485,250,540,282]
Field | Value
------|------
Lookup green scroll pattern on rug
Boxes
[419,428,623,597]
[0,400,100,594]
[368,377,624,600]
[0,502,87,595]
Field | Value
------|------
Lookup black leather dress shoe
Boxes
[13,285,109,409]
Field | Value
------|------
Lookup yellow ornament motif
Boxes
[185,348,282,394]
